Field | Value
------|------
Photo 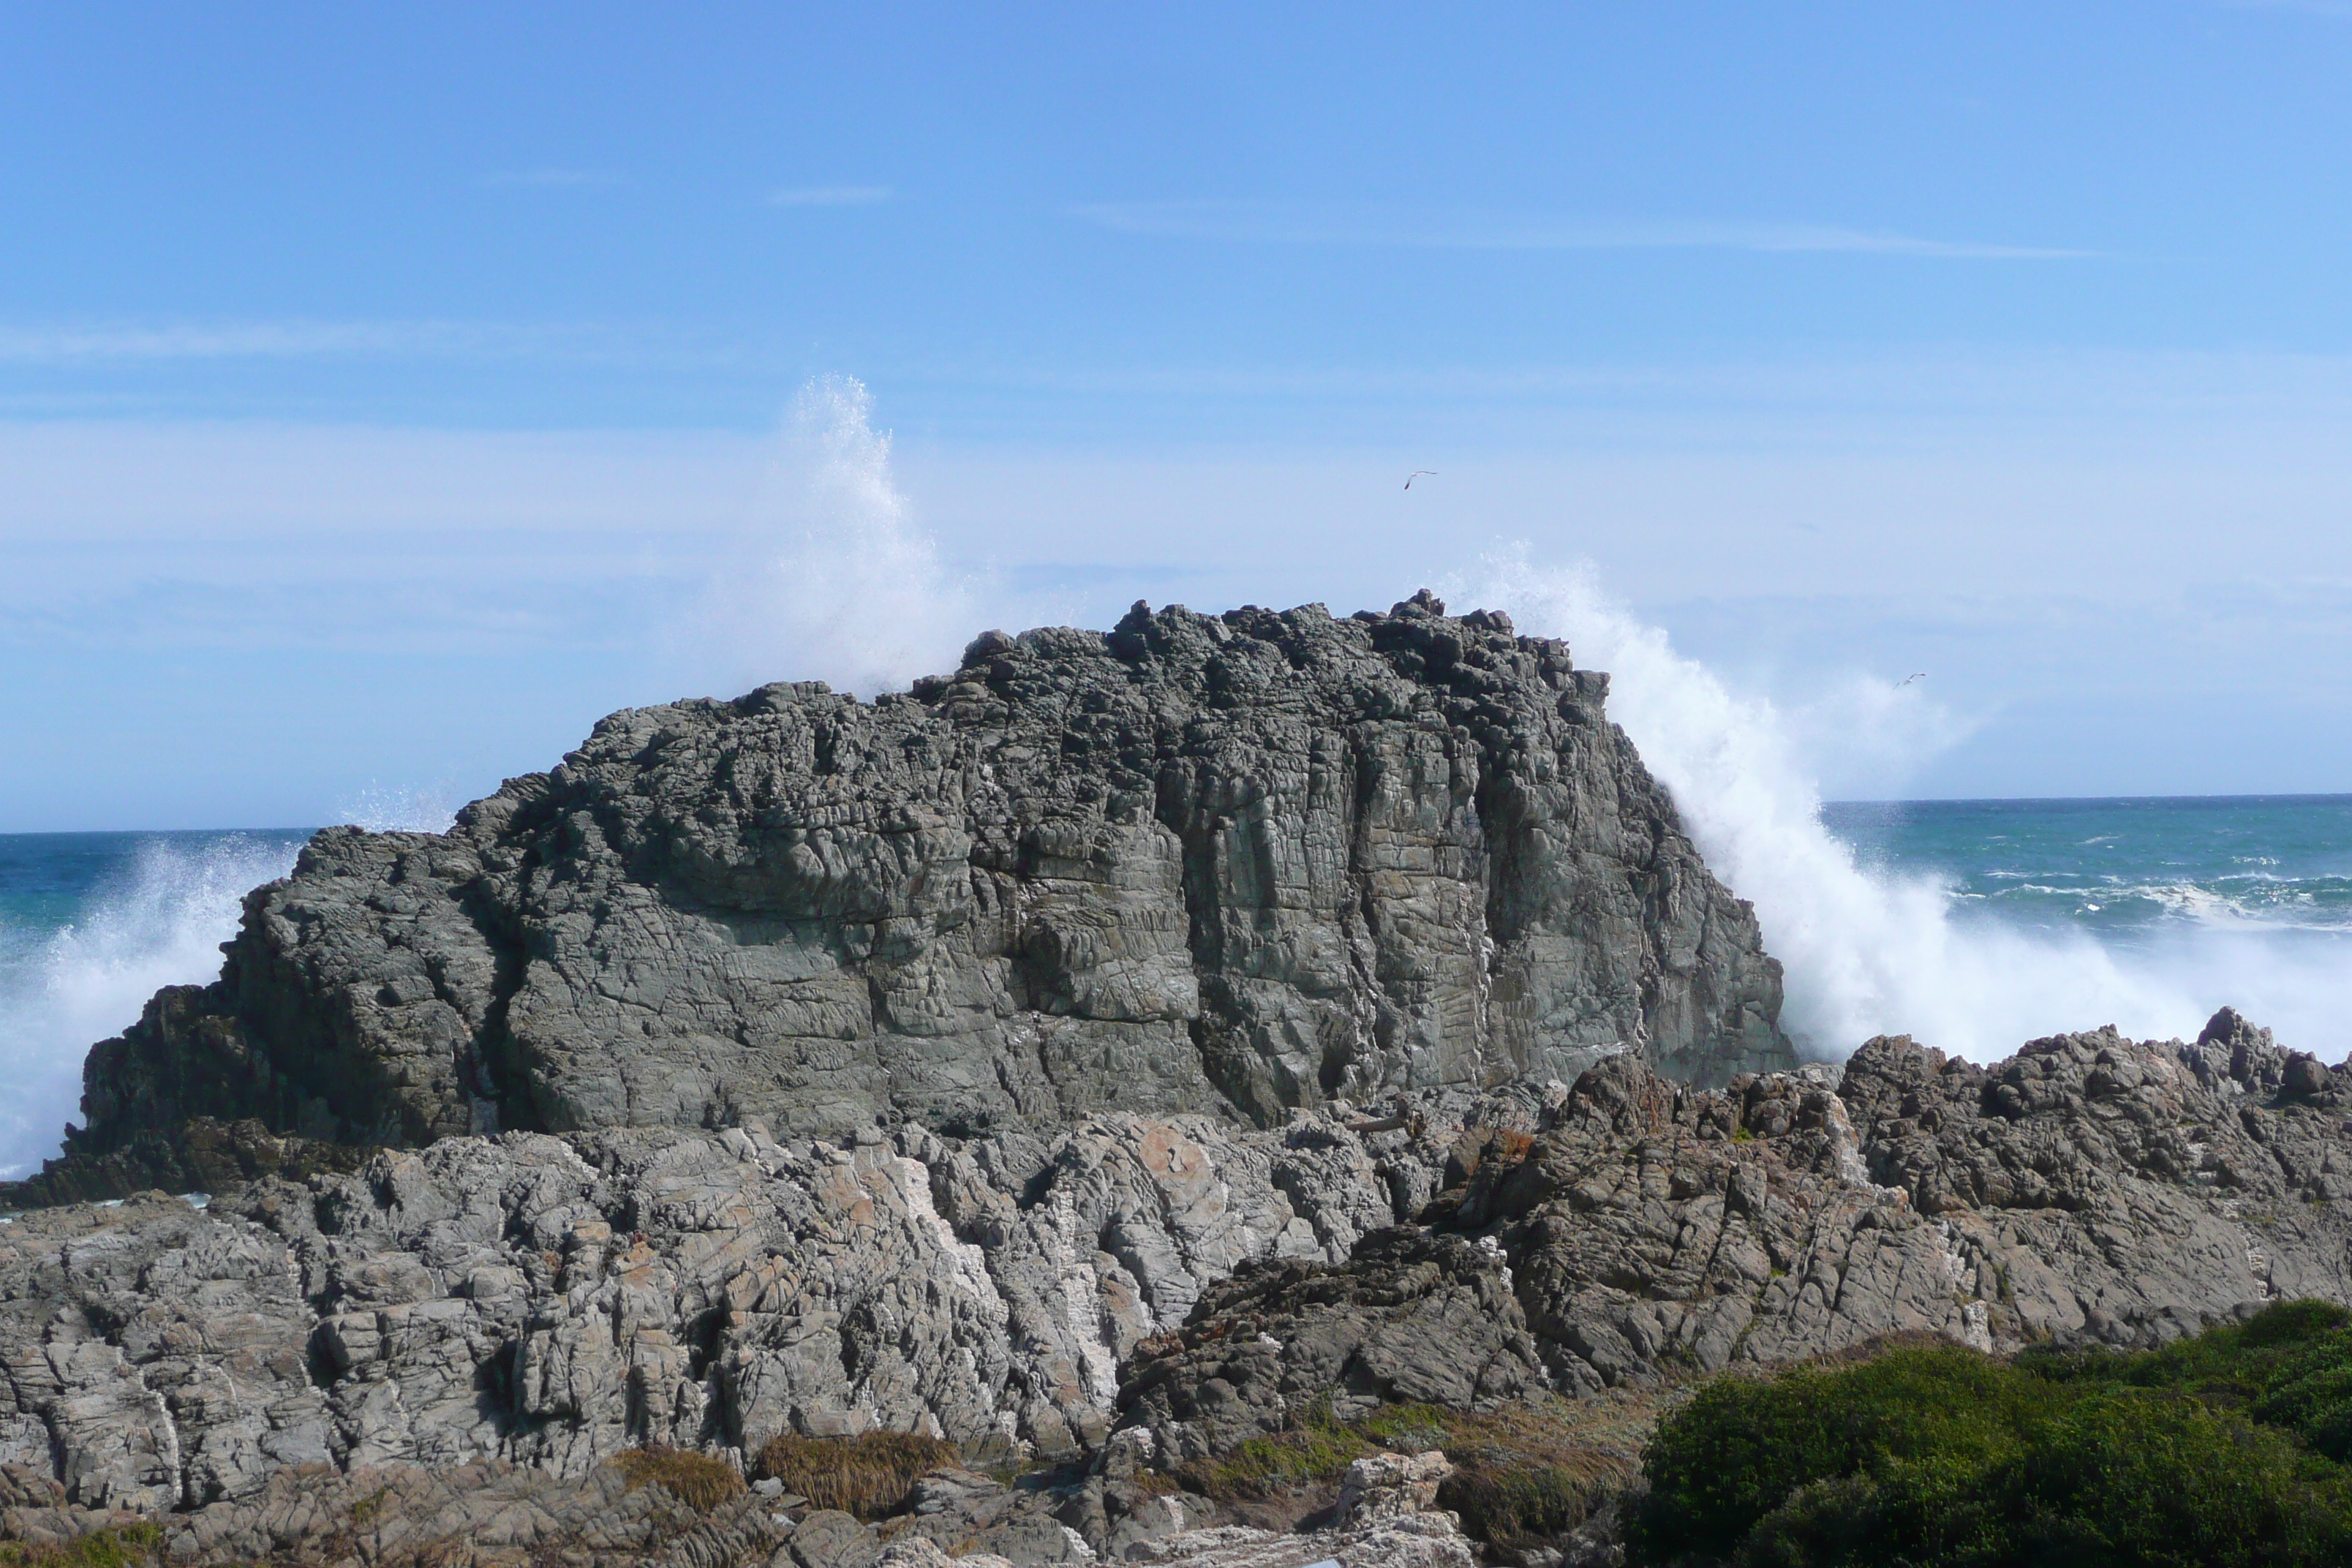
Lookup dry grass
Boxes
[751,1431,961,1520]
[612,1446,746,1513]
[0,1526,164,1568]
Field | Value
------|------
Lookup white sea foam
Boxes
[336,783,457,834]
[1478,558,2352,1063]
[693,375,982,699]
[0,834,300,1177]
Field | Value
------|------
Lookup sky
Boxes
[6,1,2352,830]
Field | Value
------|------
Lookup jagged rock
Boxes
[0,1112,370,1211]
[4,1013,2352,1564]
[1115,1227,1550,1464]
[25,596,1790,1208]
[0,1084,1534,1504]
[1125,1009,2352,1424]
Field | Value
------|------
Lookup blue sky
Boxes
[7,2,2352,829]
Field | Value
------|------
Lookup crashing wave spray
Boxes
[0,834,299,1177]
[698,375,980,698]
[1482,559,2346,1061]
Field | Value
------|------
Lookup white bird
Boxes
[1404,471,1436,489]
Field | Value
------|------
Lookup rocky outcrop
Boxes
[0,1084,1542,1509]
[30,594,1790,1207]
[1115,1227,1550,1465]
[0,1011,2347,1562]
[1114,1009,2352,1474]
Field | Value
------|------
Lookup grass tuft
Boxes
[613,1445,746,1513]
[752,1431,961,1520]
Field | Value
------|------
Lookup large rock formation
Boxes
[37,593,1790,1202]
[14,595,2345,1564]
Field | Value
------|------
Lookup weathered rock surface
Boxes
[32,594,1790,1207]
[2,1011,2349,1563]
[1116,1226,1550,1464]
[0,1085,1530,1510]
[1120,1007,2352,1474]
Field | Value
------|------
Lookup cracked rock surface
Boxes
[37,594,1790,1202]
[1,1013,2349,1562]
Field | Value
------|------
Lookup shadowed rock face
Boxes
[50,594,1790,1184]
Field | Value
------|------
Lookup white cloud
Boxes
[1077,200,2095,259]
[767,185,894,206]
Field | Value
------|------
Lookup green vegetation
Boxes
[0,1524,163,1568]
[1632,1300,2352,1567]
[750,1430,961,1520]
[612,1445,747,1513]
[1172,1396,1641,1557]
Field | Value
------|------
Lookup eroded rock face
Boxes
[1117,1010,2352,1465]
[48,595,1790,1191]
[2,1014,2349,1565]
[1115,1228,1550,1465]
[0,1086,1537,1508]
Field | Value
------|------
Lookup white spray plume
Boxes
[700,376,979,698]
[0,834,300,1177]
[1477,556,2344,1060]
[336,783,456,834]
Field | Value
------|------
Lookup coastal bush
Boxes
[750,1431,960,1519]
[1630,1300,2352,1567]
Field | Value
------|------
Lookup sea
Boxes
[1,798,2348,1180]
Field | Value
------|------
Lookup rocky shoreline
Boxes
[2,596,2343,1565]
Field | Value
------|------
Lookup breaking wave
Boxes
[0,834,301,1178]
[1482,560,2352,1064]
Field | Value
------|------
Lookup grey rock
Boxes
[4,1012,2352,1564]
[1116,1228,1550,1464]
[0,1082,1537,1506]
[790,1509,880,1568]
[30,595,1790,1205]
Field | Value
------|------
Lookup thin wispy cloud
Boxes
[480,168,627,189]
[1077,200,2094,260]
[0,320,591,363]
[767,185,894,207]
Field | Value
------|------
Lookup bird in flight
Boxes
[1897,672,1928,687]
[1404,471,1436,489]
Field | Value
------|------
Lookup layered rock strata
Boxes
[37,593,1790,1205]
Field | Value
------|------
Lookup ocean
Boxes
[1,797,2346,1180]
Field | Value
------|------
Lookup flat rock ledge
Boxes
[0,1009,2346,1564]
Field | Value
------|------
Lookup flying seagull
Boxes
[1404,471,1436,489]
[1897,672,1927,687]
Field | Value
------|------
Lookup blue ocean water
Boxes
[1822,796,2352,941]
[0,799,2347,1178]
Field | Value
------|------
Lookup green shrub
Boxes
[1631,1301,2352,1567]
[751,1430,960,1519]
